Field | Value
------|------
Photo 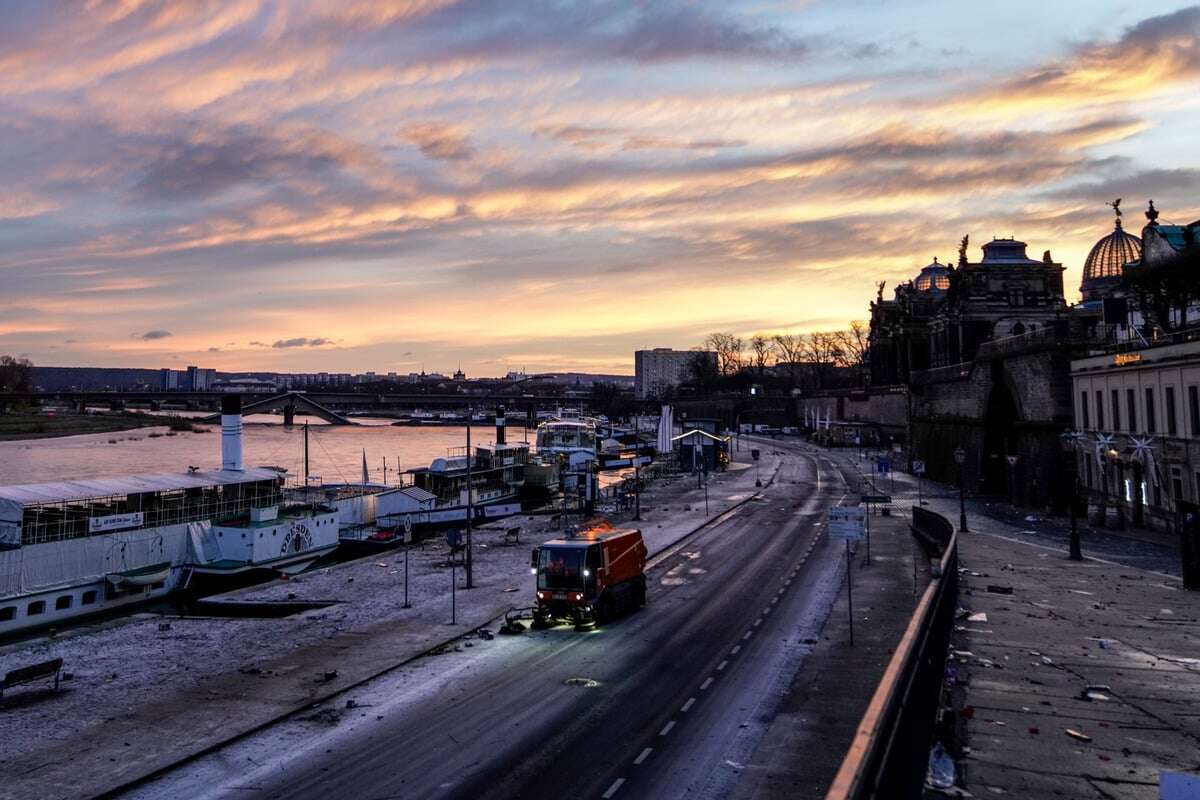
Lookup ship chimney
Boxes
[495,406,506,445]
[221,395,244,472]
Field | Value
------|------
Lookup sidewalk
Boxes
[0,451,782,800]
[731,507,932,800]
[948,531,1200,798]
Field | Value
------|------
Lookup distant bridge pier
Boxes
[149,400,162,412]
[109,400,125,411]
[283,403,296,426]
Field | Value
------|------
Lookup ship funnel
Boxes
[496,407,506,445]
[221,395,244,472]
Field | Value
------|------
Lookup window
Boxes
[1111,390,1121,431]
[81,590,98,605]
[0,606,14,622]
[1085,459,1093,488]
[1095,391,1105,430]
[1128,388,1137,432]
[27,600,45,616]
[55,595,72,611]
[1146,387,1157,433]
[1191,386,1199,436]
[1166,386,1178,436]
[1081,390,1090,428]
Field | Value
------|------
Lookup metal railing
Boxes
[825,507,958,800]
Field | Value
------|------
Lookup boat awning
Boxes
[0,467,284,509]
[397,486,437,503]
[671,430,729,445]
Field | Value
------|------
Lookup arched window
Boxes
[1012,322,1026,336]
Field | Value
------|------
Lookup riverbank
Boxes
[0,411,197,442]
[0,449,783,800]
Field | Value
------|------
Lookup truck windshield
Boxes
[538,547,585,590]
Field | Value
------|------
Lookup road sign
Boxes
[1006,454,1019,466]
[875,457,891,475]
[403,514,414,544]
[862,494,891,504]
[751,448,760,461]
[912,460,926,475]
[828,506,866,541]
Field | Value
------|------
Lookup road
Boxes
[123,445,863,800]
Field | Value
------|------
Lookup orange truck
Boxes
[531,523,647,628]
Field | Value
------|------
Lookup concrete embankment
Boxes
[0,451,780,800]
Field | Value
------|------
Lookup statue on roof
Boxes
[1108,198,1122,219]
[876,280,886,302]
[1146,199,1159,225]
[957,235,969,267]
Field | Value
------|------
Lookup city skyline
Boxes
[2,1,1200,374]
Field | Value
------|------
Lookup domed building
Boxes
[1080,208,1142,304]
[913,258,951,293]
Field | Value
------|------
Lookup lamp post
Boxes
[954,446,969,533]
[1059,432,1084,561]
[465,411,474,589]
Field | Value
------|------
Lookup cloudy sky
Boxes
[2,1,1199,376]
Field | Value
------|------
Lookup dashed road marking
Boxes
[603,778,625,798]
[753,617,763,627]
[763,606,773,615]
[634,748,652,765]
[717,659,729,671]
[660,720,676,736]
[730,644,741,655]
[681,697,696,713]
[700,677,714,690]
[743,630,753,641]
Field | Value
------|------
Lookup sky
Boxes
[2,0,1199,377]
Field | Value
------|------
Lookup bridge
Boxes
[198,392,353,425]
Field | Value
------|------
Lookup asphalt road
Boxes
[125,447,861,800]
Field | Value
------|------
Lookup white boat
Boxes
[376,416,527,530]
[0,396,337,637]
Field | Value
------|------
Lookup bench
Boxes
[502,527,521,546]
[1,657,63,701]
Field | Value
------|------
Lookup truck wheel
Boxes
[636,578,647,607]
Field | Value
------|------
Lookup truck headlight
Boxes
[530,567,537,574]
[583,569,591,577]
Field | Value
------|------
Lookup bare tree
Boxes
[0,355,34,394]
[749,334,772,374]
[832,320,869,384]
[771,334,804,389]
[704,332,744,377]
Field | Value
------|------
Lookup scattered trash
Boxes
[1027,726,1039,735]
[345,699,358,709]
[967,613,988,623]
[1024,514,1040,522]
[925,741,956,790]
[1065,729,1092,742]
[478,629,494,641]
[502,587,519,593]
[1041,656,1055,666]
[1160,608,1175,616]
[375,562,389,567]
[986,584,1014,595]
[1097,639,1116,649]
[1069,589,1094,596]
[725,760,744,771]
[321,670,338,682]
[158,622,172,632]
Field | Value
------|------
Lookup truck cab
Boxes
[531,524,646,628]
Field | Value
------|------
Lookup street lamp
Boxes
[954,446,969,533]
[1059,431,1084,561]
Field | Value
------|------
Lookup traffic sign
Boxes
[875,457,891,475]
[828,506,866,541]
[751,448,760,461]
[403,514,414,544]
[912,460,926,475]
[862,494,891,504]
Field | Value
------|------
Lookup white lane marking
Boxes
[785,579,792,586]
[681,697,696,712]
[731,644,741,655]
[770,597,779,606]
[603,778,625,798]
[701,677,714,690]
[763,606,773,615]
[753,617,763,627]
[634,748,652,765]
[776,588,785,596]
[717,659,729,671]
[660,720,676,736]
[743,630,753,640]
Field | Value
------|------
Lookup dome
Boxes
[1082,218,1141,301]
[913,258,951,293]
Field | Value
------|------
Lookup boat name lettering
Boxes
[88,512,145,533]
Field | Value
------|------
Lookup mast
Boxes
[303,421,310,486]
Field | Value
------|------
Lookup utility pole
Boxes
[465,413,474,589]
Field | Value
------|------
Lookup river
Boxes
[0,414,529,487]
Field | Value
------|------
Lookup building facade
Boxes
[634,348,716,399]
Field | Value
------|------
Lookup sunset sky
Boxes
[2,1,1199,377]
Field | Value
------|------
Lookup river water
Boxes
[0,414,529,487]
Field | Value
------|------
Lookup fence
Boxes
[824,507,958,800]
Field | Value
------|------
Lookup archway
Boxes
[982,380,1019,498]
